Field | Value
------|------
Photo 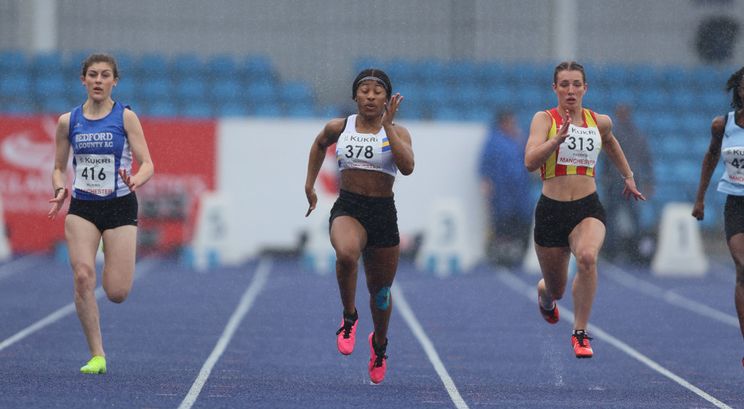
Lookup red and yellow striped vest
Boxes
[540,108,600,180]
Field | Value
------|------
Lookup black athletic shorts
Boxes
[329,189,399,248]
[533,192,606,247]
[724,195,744,241]
[68,193,138,232]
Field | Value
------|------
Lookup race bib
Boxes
[337,133,380,170]
[723,146,744,184]
[74,154,116,196]
[556,125,601,168]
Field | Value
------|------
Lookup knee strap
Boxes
[374,286,391,310]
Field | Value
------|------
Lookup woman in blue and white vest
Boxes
[693,66,744,368]
[48,53,154,375]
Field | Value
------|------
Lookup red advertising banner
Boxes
[0,115,216,253]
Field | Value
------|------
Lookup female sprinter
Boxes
[48,53,154,374]
[524,61,644,358]
[692,65,744,367]
[304,68,414,383]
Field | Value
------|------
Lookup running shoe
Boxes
[80,355,107,374]
[368,332,387,384]
[571,330,593,358]
[538,295,560,324]
[336,310,358,355]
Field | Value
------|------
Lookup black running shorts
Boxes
[68,193,138,232]
[329,189,399,248]
[724,194,744,241]
[533,192,606,247]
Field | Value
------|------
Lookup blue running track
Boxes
[0,253,740,408]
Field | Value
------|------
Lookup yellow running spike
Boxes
[80,355,106,374]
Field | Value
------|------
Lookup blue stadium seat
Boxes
[280,81,313,103]
[636,89,669,111]
[478,62,505,83]
[396,103,426,120]
[481,85,513,107]
[317,104,343,119]
[284,102,316,118]
[669,88,695,111]
[417,59,446,83]
[512,85,549,109]
[40,96,71,114]
[445,60,478,85]
[0,97,35,114]
[34,75,68,99]
[181,102,212,118]
[136,53,169,79]
[606,87,634,106]
[170,54,205,79]
[253,103,282,117]
[240,55,275,81]
[397,83,425,106]
[211,79,244,103]
[207,55,238,78]
[140,78,172,100]
[245,81,277,102]
[0,50,28,74]
[31,52,64,76]
[450,83,481,108]
[111,52,135,77]
[598,65,630,87]
[0,74,31,97]
[175,78,207,101]
[215,102,249,118]
[463,107,493,123]
[113,80,136,103]
[386,58,418,84]
[431,105,462,121]
[627,64,662,88]
[147,101,179,118]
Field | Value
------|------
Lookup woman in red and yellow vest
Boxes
[524,61,645,358]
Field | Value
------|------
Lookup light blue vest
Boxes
[718,111,744,196]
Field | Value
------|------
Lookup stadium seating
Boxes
[0,49,736,231]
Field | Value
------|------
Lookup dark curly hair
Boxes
[352,68,392,101]
[725,66,744,110]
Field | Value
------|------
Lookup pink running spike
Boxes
[336,315,358,355]
[368,332,387,384]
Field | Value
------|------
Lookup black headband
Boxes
[355,76,390,93]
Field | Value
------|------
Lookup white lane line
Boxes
[392,284,470,409]
[178,258,272,409]
[0,255,46,281]
[0,258,159,352]
[602,261,739,327]
[496,271,732,409]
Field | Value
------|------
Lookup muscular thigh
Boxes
[65,214,102,266]
[363,246,400,290]
[330,216,367,254]
[102,225,137,271]
[568,217,606,256]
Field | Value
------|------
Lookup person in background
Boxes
[524,61,645,359]
[598,104,655,265]
[478,109,534,267]
[304,68,414,383]
[48,53,154,374]
[692,65,744,368]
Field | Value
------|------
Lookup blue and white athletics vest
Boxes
[68,102,133,200]
[336,114,397,177]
